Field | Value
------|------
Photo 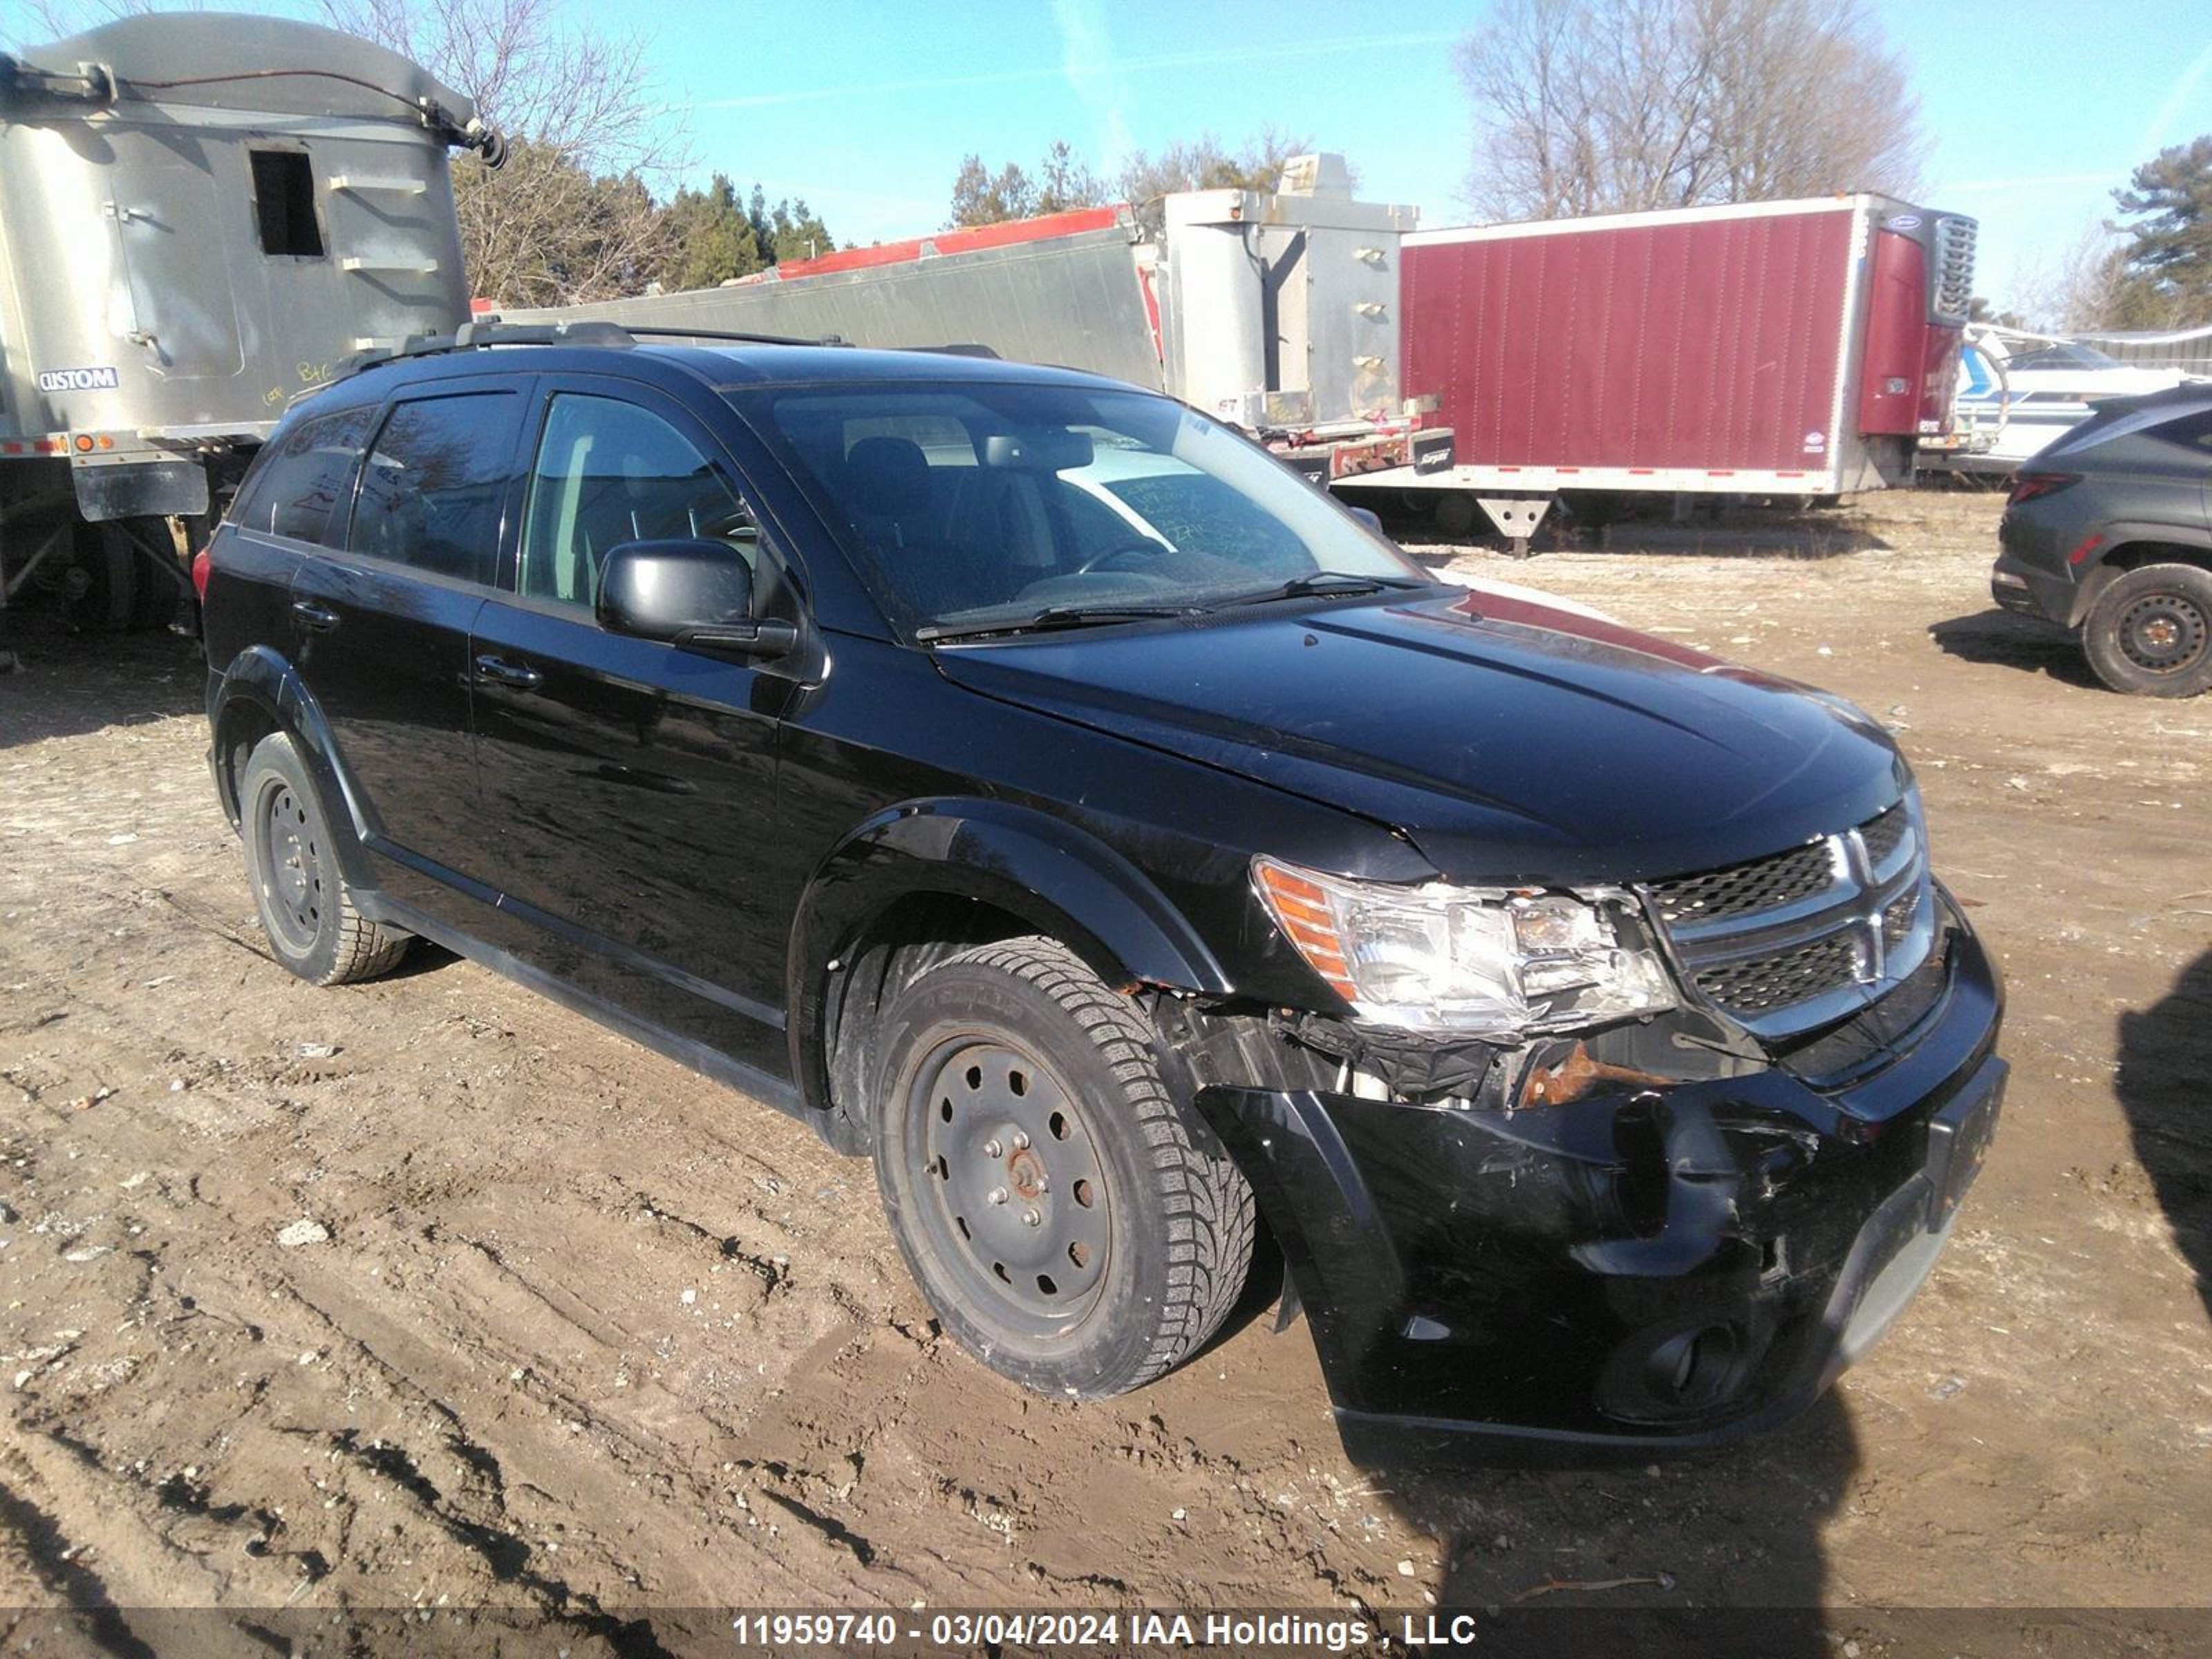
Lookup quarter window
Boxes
[234,406,374,545]
[521,394,753,610]
[348,393,521,583]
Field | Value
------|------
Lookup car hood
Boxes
[931,584,1909,885]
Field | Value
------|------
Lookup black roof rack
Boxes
[331,318,849,382]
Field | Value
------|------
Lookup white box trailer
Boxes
[0,11,498,634]
[512,153,1453,489]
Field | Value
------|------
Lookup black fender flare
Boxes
[208,646,378,892]
[2072,523,2212,627]
[785,797,1232,1141]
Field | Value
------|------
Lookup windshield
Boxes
[2005,341,2124,371]
[733,382,1430,638]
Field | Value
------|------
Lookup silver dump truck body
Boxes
[510,153,1451,487]
[0,11,492,630]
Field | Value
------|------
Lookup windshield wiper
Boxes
[1201,570,1432,610]
[915,603,1194,644]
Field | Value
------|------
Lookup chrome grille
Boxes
[1641,798,1936,1039]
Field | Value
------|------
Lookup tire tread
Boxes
[939,936,1255,1391]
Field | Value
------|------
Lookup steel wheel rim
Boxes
[904,1034,1111,1335]
[255,778,324,954]
[2117,591,2209,675]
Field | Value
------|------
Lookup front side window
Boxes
[735,382,1424,637]
[234,406,375,545]
[520,394,752,610]
[348,393,521,583]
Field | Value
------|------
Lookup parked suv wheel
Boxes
[239,733,411,985]
[2081,562,2212,697]
[870,936,1255,1398]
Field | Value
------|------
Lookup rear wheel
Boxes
[870,937,1254,1398]
[59,521,135,633]
[2081,563,2212,697]
[238,733,411,984]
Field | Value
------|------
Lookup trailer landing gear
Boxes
[1476,496,1551,559]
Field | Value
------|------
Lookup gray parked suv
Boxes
[1991,384,2212,696]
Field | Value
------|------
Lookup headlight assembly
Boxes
[1253,855,1677,1038]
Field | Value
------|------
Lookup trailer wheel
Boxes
[2081,563,2212,698]
[870,936,1255,1398]
[1432,493,1477,536]
[59,521,137,633]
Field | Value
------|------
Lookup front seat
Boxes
[843,436,936,550]
[841,436,1000,615]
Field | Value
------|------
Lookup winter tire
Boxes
[239,732,410,985]
[870,935,1255,1398]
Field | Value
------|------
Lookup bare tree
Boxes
[1458,0,1925,221]
[2007,223,2130,333]
[321,0,687,304]
[1117,127,1314,204]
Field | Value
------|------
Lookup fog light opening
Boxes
[1646,1322,1744,1409]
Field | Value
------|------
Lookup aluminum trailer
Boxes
[0,12,498,636]
[508,153,1452,490]
[1380,196,1976,549]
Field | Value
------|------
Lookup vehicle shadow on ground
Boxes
[1371,1394,1856,1657]
[1388,516,1889,566]
[1593,519,1891,561]
[2117,949,2212,1325]
[1926,609,2101,689]
[0,613,204,749]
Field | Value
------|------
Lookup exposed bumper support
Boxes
[1195,927,2005,1464]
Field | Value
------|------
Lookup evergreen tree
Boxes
[2110,137,2212,327]
[660,174,767,290]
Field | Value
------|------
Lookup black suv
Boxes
[1992,384,2212,697]
[202,325,2005,1460]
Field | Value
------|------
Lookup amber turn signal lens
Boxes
[1253,860,1359,1001]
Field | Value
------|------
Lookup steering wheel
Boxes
[1075,539,1174,576]
[697,507,759,543]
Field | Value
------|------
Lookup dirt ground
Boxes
[1,488,2208,1656]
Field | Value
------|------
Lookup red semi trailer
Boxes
[1390,195,1977,548]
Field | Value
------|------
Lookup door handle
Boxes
[291,599,341,632]
[474,653,543,691]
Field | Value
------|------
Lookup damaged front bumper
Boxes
[1194,914,2005,1464]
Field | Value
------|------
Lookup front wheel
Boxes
[870,937,1255,1398]
[2081,562,2212,697]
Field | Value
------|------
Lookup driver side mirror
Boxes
[597,539,797,659]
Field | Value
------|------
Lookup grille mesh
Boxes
[1882,892,1919,948]
[1648,840,1835,926]
[1694,934,1862,1015]
[1861,803,1910,868]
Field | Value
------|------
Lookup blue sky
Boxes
[647,0,2212,313]
[18,0,2212,310]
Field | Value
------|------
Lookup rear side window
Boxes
[233,406,374,545]
[2153,407,2212,451]
[350,393,523,583]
